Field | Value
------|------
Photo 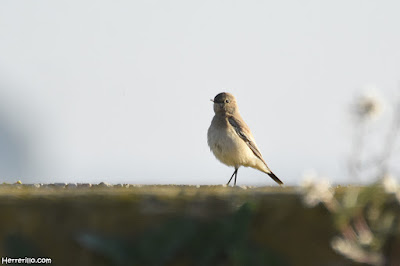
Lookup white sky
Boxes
[0,1,399,185]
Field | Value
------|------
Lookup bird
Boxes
[207,92,283,186]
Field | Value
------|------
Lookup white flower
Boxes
[331,237,384,266]
[358,229,373,246]
[301,171,333,207]
[352,88,384,121]
[382,174,398,194]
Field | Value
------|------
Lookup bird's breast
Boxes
[207,117,256,167]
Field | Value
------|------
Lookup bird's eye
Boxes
[225,99,230,103]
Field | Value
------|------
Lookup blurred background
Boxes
[0,0,399,185]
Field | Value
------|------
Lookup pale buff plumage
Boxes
[207,92,283,186]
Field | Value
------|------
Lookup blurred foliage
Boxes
[76,203,286,266]
[301,89,400,266]
[332,182,400,266]
[301,179,400,265]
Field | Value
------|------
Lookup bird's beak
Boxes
[210,99,214,102]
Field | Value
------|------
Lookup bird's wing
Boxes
[228,115,283,185]
[228,116,283,185]
[227,115,266,165]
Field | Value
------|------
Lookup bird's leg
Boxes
[227,168,238,186]
[234,168,238,186]
[227,170,235,185]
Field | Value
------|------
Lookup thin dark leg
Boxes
[234,168,238,186]
[227,168,238,186]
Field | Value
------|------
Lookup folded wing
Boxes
[228,115,283,185]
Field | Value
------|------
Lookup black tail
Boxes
[268,171,283,185]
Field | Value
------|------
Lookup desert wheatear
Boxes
[207,92,283,186]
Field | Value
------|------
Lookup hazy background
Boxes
[0,1,399,185]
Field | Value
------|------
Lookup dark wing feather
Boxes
[228,116,264,162]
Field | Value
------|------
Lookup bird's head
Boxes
[211,92,238,115]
